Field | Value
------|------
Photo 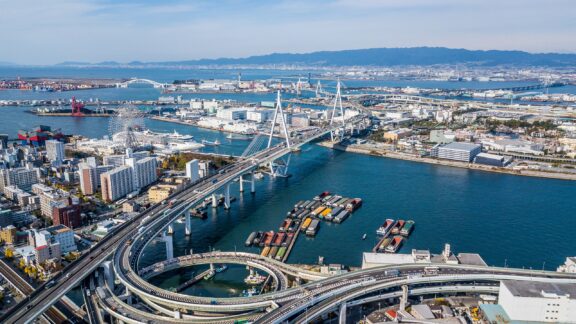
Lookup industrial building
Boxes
[431,142,482,162]
[498,280,576,322]
[474,152,511,167]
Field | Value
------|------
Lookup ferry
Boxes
[376,219,395,236]
[385,236,404,253]
[391,220,405,235]
[400,220,415,236]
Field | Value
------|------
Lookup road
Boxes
[0,259,76,324]
[0,121,352,324]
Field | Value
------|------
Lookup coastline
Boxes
[318,141,576,181]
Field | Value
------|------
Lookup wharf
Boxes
[175,269,212,292]
[282,227,301,263]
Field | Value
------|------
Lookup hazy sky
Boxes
[1,0,575,64]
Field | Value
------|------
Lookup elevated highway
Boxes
[1,116,360,324]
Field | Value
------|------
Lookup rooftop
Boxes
[441,142,481,151]
[502,280,576,300]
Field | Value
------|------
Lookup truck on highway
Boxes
[45,280,56,289]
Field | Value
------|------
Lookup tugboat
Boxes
[241,287,259,297]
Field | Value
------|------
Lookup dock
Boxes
[282,228,300,263]
[175,269,213,292]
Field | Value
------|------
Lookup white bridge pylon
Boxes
[267,90,292,177]
[329,79,345,142]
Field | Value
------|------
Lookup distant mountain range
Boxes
[50,47,576,68]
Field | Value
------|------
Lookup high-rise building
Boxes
[101,166,133,202]
[45,140,65,164]
[186,159,199,182]
[126,157,157,190]
[78,165,114,195]
[39,190,70,218]
[46,225,77,253]
[0,167,39,191]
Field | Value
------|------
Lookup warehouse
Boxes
[431,142,482,162]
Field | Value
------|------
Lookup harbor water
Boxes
[1,67,575,296]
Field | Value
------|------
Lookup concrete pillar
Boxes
[250,172,255,193]
[210,263,215,271]
[101,261,115,290]
[400,284,408,310]
[185,210,192,236]
[125,287,133,306]
[174,310,181,319]
[239,174,244,192]
[224,183,231,209]
[339,302,347,324]
[163,231,174,260]
[211,194,218,208]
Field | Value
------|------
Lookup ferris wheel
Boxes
[108,105,146,150]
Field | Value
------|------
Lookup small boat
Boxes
[362,233,367,240]
[204,271,215,280]
[241,287,259,297]
[244,274,267,285]
[253,172,264,180]
[215,265,228,273]
[176,216,185,224]
[201,139,221,146]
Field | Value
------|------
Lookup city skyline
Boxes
[1,0,576,65]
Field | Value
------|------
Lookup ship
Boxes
[201,139,221,146]
[376,219,395,236]
[241,287,259,297]
[17,125,64,146]
[262,231,275,247]
[400,220,415,236]
[215,265,228,273]
[385,236,404,253]
[273,232,286,246]
[377,238,392,252]
[253,231,264,245]
[391,220,405,235]
[313,191,330,201]
[226,133,253,140]
[244,274,267,285]
[167,130,193,141]
[245,232,257,247]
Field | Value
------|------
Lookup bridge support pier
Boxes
[251,172,255,193]
[210,263,215,271]
[184,210,192,236]
[163,231,174,260]
[211,194,218,208]
[239,174,244,192]
[400,284,408,310]
[224,183,231,209]
[339,302,347,324]
[125,287,133,306]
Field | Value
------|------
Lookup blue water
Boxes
[2,67,575,296]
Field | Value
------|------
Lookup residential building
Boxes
[0,209,13,227]
[186,159,199,182]
[126,156,157,190]
[100,165,133,202]
[78,165,114,195]
[35,242,61,264]
[52,204,82,228]
[39,190,70,218]
[0,225,17,244]
[45,140,65,164]
[0,167,39,191]
[46,225,77,253]
[148,185,172,204]
[498,280,576,322]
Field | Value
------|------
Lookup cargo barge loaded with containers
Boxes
[373,219,416,253]
[245,190,363,262]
